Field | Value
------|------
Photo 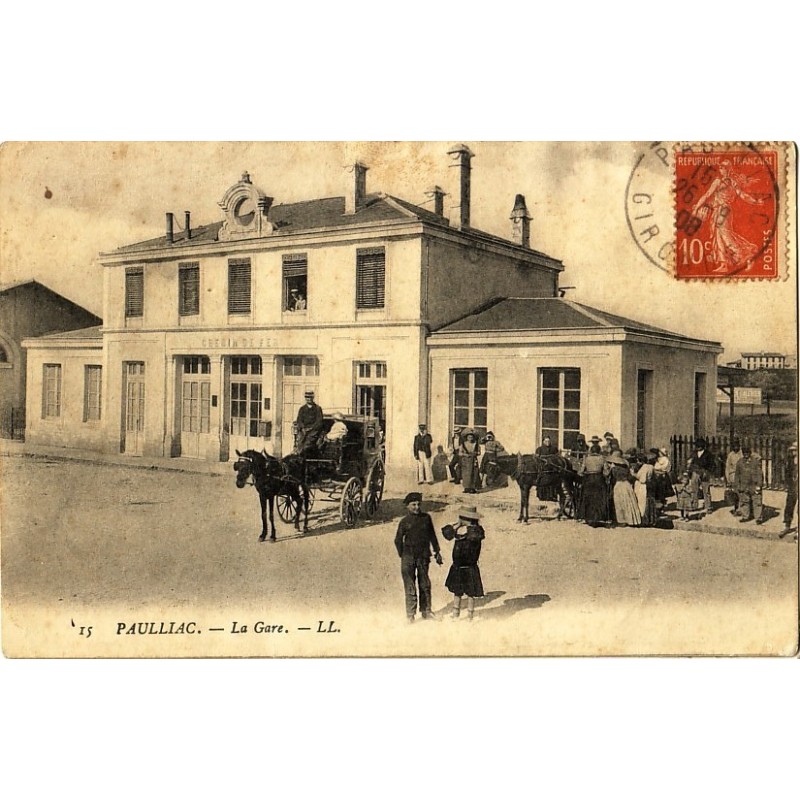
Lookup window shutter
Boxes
[282,254,308,278]
[356,248,385,308]
[179,263,200,316]
[228,259,251,313]
[125,269,144,317]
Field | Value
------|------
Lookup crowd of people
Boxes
[412,423,797,536]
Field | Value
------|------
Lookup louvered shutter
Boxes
[228,259,251,313]
[179,263,200,316]
[125,269,144,317]
[356,248,385,309]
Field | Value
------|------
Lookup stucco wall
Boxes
[424,236,558,329]
[619,339,719,448]
[103,237,423,331]
[25,345,105,451]
[428,340,623,456]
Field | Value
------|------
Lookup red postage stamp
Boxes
[674,146,779,279]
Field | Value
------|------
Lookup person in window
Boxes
[288,288,307,311]
[295,391,324,454]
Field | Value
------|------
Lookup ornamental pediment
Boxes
[218,172,275,241]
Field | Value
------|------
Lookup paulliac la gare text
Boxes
[115,621,341,635]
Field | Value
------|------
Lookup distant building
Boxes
[0,280,101,438]
[741,352,787,370]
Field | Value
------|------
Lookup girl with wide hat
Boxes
[441,506,485,620]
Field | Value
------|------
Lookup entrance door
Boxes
[123,362,146,455]
[181,357,211,458]
[636,369,653,450]
[228,356,263,454]
[281,356,320,453]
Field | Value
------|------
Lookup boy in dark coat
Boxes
[395,492,443,622]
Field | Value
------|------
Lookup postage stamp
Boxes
[674,145,780,280]
[625,141,793,281]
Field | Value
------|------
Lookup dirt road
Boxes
[2,456,797,657]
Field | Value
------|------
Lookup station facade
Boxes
[23,148,721,473]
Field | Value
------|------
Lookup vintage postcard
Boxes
[1,141,797,658]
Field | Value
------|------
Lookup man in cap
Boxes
[602,432,620,456]
[395,493,443,622]
[413,423,434,485]
[689,437,717,514]
[735,444,764,524]
[448,426,463,483]
[780,442,798,539]
[725,437,743,516]
[294,390,324,454]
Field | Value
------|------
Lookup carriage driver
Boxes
[295,391,324,454]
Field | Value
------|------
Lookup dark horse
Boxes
[489,453,577,523]
[233,449,310,541]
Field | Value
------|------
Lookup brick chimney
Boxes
[184,211,192,240]
[510,194,531,248]
[166,212,174,243]
[426,185,447,217]
[345,161,369,214]
[447,144,474,229]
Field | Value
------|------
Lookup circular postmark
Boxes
[625,142,781,279]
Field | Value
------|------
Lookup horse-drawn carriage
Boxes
[233,413,385,541]
[280,413,386,527]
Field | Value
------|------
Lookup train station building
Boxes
[23,147,721,473]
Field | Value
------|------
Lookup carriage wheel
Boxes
[276,492,299,523]
[306,488,316,513]
[363,459,385,519]
[340,477,363,528]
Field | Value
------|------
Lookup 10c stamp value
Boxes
[674,147,779,279]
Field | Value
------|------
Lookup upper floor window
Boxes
[356,247,385,309]
[42,364,62,418]
[283,254,308,312]
[179,262,200,316]
[84,365,102,422]
[125,268,144,317]
[228,258,251,314]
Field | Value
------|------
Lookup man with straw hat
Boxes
[442,506,485,621]
[395,492,443,623]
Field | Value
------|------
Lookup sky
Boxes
[0,140,796,361]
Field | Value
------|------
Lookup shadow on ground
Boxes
[436,591,551,621]
[259,498,451,543]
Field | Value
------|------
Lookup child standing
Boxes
[441,506,485,620]
[675,470,699,520]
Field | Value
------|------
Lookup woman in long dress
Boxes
[609,455,641,526]
[653,447,674,513]
[458,431,481,494]
[579,444,610,527]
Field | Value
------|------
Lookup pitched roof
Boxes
[433,297,720,345]
[109,193,558,264]
[36,325,104,340]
